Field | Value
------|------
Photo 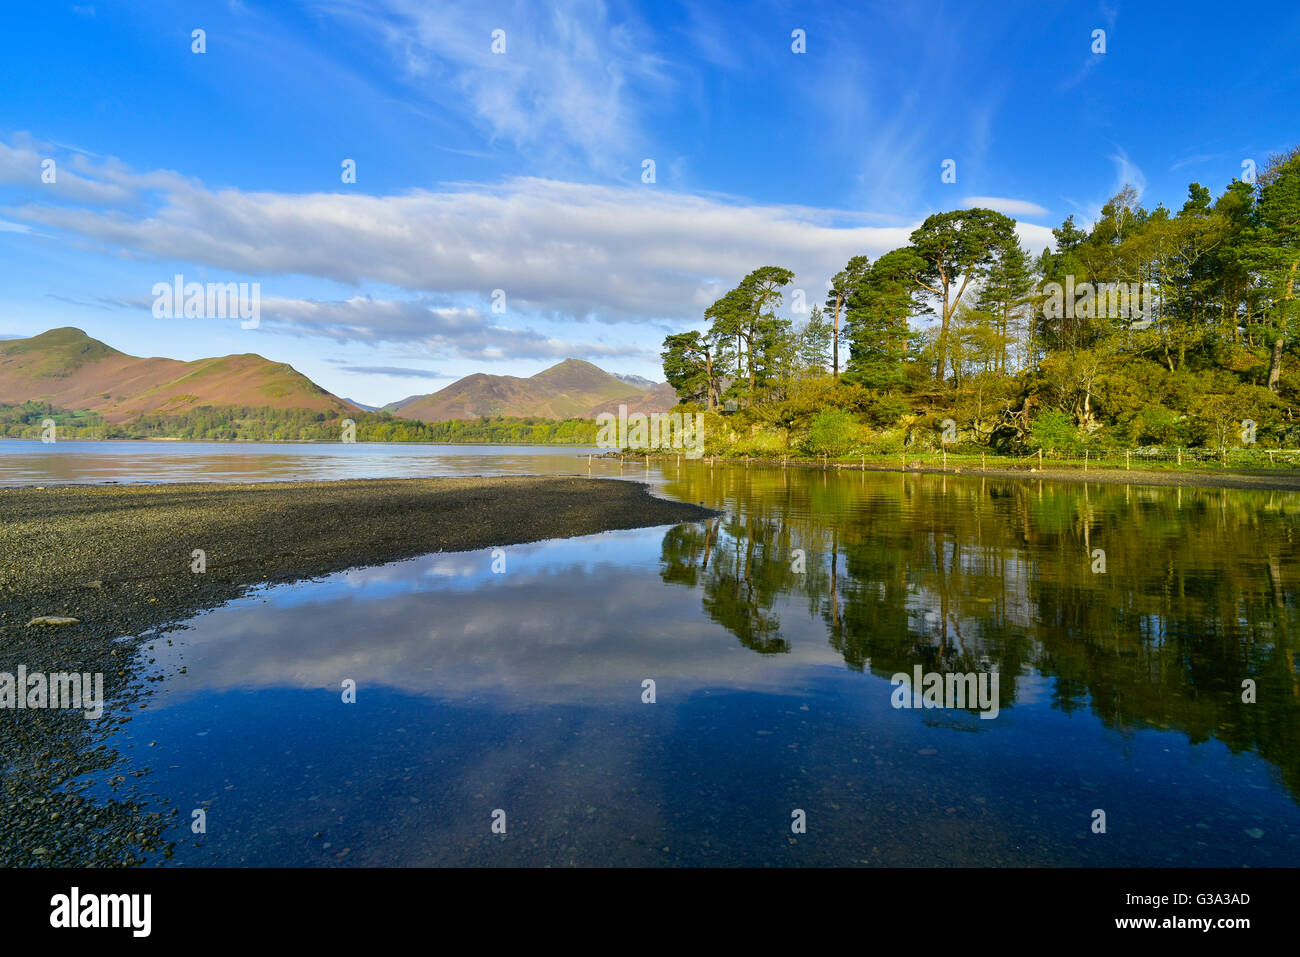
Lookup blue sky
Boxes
[2,0,1298,404]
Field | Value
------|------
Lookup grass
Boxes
[625,446,1300,475]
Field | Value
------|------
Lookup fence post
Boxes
[1038,448,1042,470]
[942,449,947,472]
[1084,449,1088,472]
[981,451,985,472]
[1125,451,1130,470]
[1177,448,1182,466]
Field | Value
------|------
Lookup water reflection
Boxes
[107,465,1300,866]
[656,464,1300,800]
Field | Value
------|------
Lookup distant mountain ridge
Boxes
[0,327,358,423]
[0,328,679,424]
[612,373,658,390]
[389,358,677,422]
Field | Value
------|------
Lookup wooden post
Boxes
[942,449,947,472]
[1177,448,1182,466]
[1038,449,1042,470]
[1269,450,1275,466]
[1125,451,1130,470]
[823,453,827,470]
[981,451,985,472]
[1084,449,1088,472]
[861,455,865,471]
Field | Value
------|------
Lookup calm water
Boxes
[0,439,601,485]
[8,442,1300,865]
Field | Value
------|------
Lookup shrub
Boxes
[803,408,859,457]
[1028,408,1077,452]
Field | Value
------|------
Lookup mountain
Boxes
[390,358,679,422]
[0,327,359,423]
[612,373,658,390]
[342,397,380,412]
[381,394,425,413]
[585,382,679,418]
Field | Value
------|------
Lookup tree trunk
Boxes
[832,293,843,382]
[936,290,951,383]
[832,316,839,382]
[705,351,715,410]
[1268,336,1283,392]
[1274,259,1299,392]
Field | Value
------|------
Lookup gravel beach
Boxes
[0,476,715,866]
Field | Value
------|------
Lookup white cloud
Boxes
[2,139,932,322]
[3,138,1061,336]
[962,196,1048,217]
[0,135,136,205]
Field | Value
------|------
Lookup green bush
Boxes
[1028,408,1077,452]
[803,408,859,456]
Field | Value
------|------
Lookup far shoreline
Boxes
[0,435,600,447]
[617,451,1300,493]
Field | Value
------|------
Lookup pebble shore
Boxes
[0,476,714,866]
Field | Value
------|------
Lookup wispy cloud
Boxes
[1170,150,1231,172]
[1060,147,1147,228]
[45,292,118,310]
[316,0,671,173]
[1059,3,1119,90]
[1109,147,1147,198]
[329,364,449,379]
[962,196,1048,217]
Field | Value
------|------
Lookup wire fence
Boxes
[852,445,1300,471]
[601,446,1300,472]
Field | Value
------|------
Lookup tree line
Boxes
[662,147,1300,451]
[0,402,599,444]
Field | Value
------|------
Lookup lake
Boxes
[5,440,1299,865]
